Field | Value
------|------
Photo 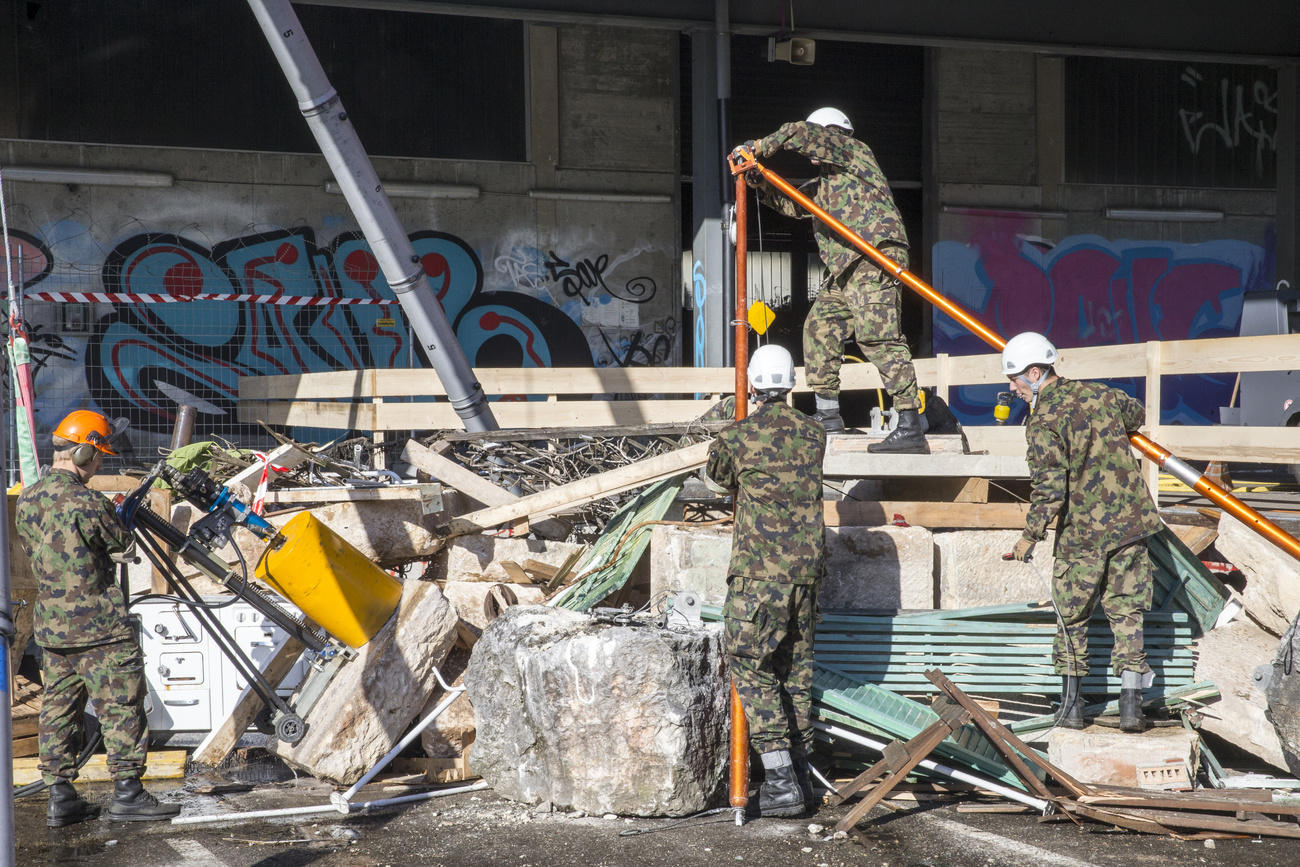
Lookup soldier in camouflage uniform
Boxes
[705,344,826,817]
[739,107,925,453]
[1001,333,1164,732]
[16,410,179,825]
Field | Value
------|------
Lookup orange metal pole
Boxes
[734,173,749,422]
[727,149,1300,565]
[729,681,750,824]
[728,172,751,825]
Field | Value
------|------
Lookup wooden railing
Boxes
[237,333,1300,463]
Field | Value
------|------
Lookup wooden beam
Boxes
[826,500,1034,529]
[448,441,710,534]
[402,439,516,508]
[261,483,443,507]
[13,750,188,785]
[190,636,307,767]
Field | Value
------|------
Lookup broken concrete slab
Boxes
[1214,512,1300,637]
[439,535,587,585]
[1047,727,1199,788]
[936,530,1056,608]
[270,577,459,784]
[466,605,727,817]
[1193,614,1289,771]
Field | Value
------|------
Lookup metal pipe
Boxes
[339,666,466,802]
[244,0,497,432]
[734,172,748,421]
[729,153,1300,565]
[814,722,1048,812]
[0,367,15,865]
[169,404,197,451]
[170,780,490,826]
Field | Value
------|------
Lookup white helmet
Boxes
[1001,332,1059,377]
[806,107,853,135]
[748,344,795,394]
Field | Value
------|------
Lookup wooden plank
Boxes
[12,750,188,786]
[824,452,1029,479]
[190,636,307,767]
[448,441,710,535]
[402,440,516,507]
[261,483,442,506]
[12,734,38,758]
[824,500,1035,529]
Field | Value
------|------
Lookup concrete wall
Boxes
[3,22,679,454]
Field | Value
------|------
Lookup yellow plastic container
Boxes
[255,512,402,649]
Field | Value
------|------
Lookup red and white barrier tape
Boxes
[26,291,386,305]
[250,451,290,516]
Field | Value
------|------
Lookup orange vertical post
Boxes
[728,171,751,825]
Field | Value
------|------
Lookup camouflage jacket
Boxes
[706,400,826,582]
[753,121,908,280]
[15,468,134,649]
[1022,378,1163,557]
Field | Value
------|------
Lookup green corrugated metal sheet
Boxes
[813,664,1038,790]
[551,478,683,612]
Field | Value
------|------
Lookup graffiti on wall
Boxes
[932,231,1270,425]
[1179,65,1277,178]
[15,225,658,437]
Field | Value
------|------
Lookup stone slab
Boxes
[270,578,459,784]
[936,529,1057,608]
[1047,727,1199,788]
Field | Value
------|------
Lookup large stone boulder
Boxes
[1193,615,1288,771]
[466,606,728,816]
[936,529,1056,608]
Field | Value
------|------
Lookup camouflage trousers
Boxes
[39,639,149,785]
[803,246,919,411]
[1051,543,1155,677]
[723,575,819,754]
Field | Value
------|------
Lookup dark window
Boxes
[1065,57,1276,188]
[6,2,525,161]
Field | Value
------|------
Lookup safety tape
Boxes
[26,291,387,305]
[250,451,290,516]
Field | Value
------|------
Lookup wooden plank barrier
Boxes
[237,334,1300,464]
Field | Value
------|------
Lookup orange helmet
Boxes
[52,410,118,455]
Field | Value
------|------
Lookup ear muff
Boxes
[71,442,98,467]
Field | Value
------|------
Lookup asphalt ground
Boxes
[13,776,1300,867]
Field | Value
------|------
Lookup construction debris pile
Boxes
[9,422,1300,846]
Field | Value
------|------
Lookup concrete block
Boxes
[1215,512,1300,637]
[1047,727,1199,788]
[649,524,936,611]
[936,529,1056,608]
[648,525,731,606]
[823,526,935,610]
[1193,615,1288,770]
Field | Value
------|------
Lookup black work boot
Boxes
[1057,675,1086,729]
[1119,670,1148,732]
[812,409,845,433]
[757,750,806,818]
[867,409,927,454]
[47,780,99,828]
[107,778,181,821]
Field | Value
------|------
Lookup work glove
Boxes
[1002,537,1035,562]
